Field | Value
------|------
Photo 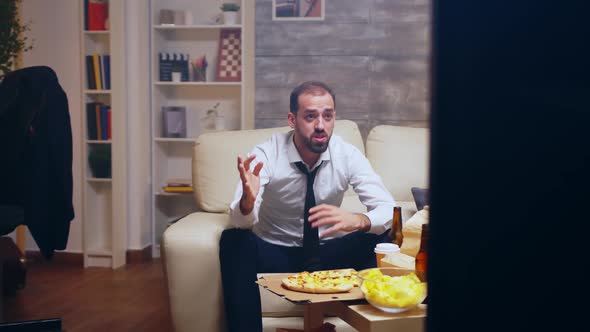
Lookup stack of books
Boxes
[162,178,193,193]
[84,0,108,31]
[86,102,111,140]
[85,54,111,90]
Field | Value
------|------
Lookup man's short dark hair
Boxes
[289,81,336,114]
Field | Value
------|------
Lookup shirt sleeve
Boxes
[228,146,270,228]
[347,146,396,235]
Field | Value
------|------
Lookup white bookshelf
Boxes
[149,0,252,257]
[80,0,128,268]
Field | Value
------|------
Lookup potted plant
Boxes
[220,3,240,25]
[0,0,33,78]
[88,145,111,178]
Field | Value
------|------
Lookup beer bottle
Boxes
[415,223,429,282]
[388,206,403,247]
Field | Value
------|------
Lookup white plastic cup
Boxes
[171,72,181,82]
[374,243,400,268]
[214,115,225,130]
[184,11,193,25]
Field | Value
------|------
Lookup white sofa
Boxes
[161,120,429,332]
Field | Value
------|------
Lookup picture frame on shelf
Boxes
[215,29,241,82]
[272,0,324,21]
[162,106,187,138]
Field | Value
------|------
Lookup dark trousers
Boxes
[219,229,389,332]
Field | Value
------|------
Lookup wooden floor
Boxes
[1,258,173,331]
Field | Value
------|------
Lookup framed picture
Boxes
[216,29,242,82]
[272,0,325,21]
[162,106,187,138]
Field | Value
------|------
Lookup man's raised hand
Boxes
[237,154,263,215]
[308,204,371,238]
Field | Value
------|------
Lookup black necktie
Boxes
[294,161,322,271]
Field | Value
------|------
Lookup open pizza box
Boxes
[256,273,365,304]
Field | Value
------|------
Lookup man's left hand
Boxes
[308,204,371,238]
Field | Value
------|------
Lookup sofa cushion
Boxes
[400,207,429,257]
[193,120,364,213]
[160,212,233,332]
[411,187,429,211]
[366,126,429,202]
[397,200,418,223]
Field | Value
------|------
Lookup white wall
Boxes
[20,0,83,253]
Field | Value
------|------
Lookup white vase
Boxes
[222,11,238,25]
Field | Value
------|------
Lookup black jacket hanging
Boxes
[0,66,74,259]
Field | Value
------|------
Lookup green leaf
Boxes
[0,0,34,77]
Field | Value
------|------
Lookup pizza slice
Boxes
[311,268,360,287]
[314,268,356,278]
[281,269,359,294]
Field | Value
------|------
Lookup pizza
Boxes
[281,268,360,294]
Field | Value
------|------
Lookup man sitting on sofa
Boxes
[220,81,396,332]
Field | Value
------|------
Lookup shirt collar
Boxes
[287,131,331,170]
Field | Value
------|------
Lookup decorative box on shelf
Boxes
[161,106,187,138]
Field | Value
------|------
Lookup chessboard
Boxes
[216,29,242,82]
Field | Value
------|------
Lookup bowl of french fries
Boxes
[357,267,427,313]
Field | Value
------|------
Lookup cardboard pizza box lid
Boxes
[256,273,365,304]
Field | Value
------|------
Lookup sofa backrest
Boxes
[192,120,364,213]
[366,125,429,202]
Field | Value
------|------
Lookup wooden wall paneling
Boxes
[369,56,430,122]
[372,0,431,23]
[255,56,371,87]
[256,23,374,56]
[255,0,432,134]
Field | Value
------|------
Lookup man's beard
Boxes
[298,128,330,154]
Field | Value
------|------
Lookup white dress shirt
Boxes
[229,131,395,247]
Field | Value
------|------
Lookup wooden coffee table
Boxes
[274,300,426,332]
[258,272,426,332]
[302,301,426,332]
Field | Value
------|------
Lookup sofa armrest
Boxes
[161,212,232,332]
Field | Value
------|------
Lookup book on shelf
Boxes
[100,54,106,90]
[103,55,111,89]
[86,102,98,140]
[86,102,111,140]
[165,178,192,187]
[93,54,102,90]
[162,178,192,193]
[162,186,193,193]
[85,55,95,89]
[106,105,111,139]
[100,104,110,139]
[86,0,107,31]
[95,103,101,139]
[85,54,110,90]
